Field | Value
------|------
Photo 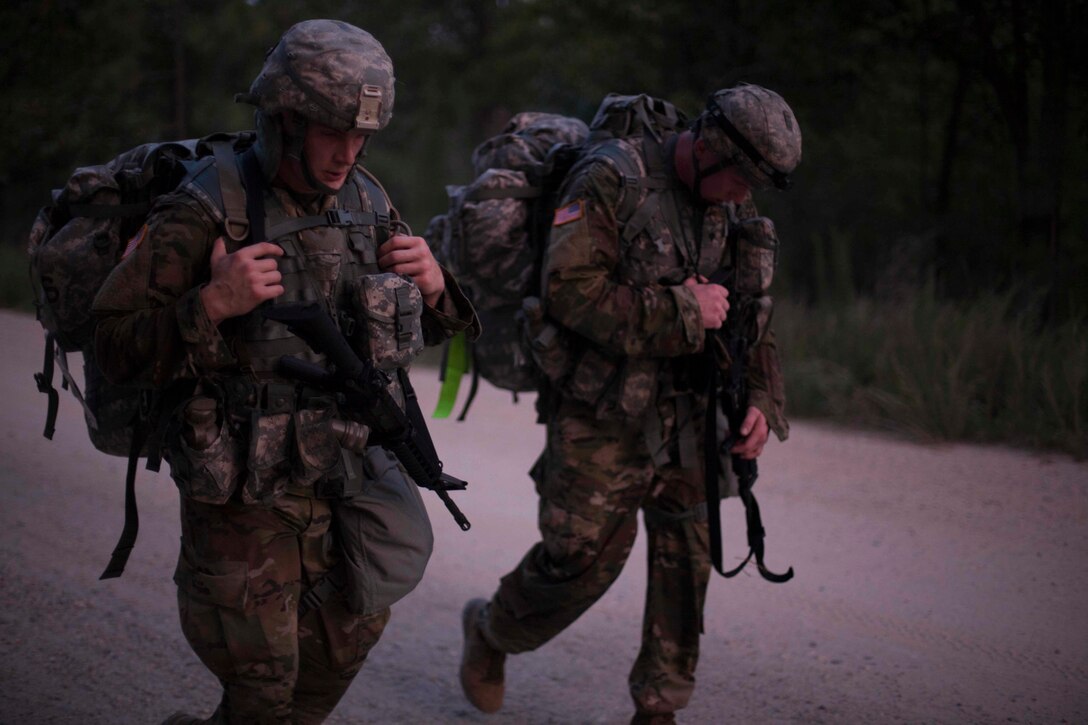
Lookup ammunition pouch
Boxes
[168,392,246,505]
[167,378,373,505]
[352,272,424,370]
[519,296,571,383]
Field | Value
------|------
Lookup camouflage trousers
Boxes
[485,396,712,717]
[175,493,390,724]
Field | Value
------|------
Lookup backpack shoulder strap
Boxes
[585,136,677,243]
[211,142,250,242]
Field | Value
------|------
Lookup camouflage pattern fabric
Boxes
[244,19,396,133]
[542,137,787,435]
[353,272,424,370]
[484,396,711,717]
[700,85,802,192]
[470,112,589,176]
[93,153,477,722]
[478,118,788,719]
[176,494,390,724]
[445,168,534,309]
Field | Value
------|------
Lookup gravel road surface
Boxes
[1,308,1085,724]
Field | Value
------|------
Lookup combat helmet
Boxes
[696,83,801,191]
[237,19,395,189]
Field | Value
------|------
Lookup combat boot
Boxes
[460,597,506,713]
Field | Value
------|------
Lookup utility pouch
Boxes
[333,447,434,616]
[733,216,778,296]
[292,402,344,489]
[352,273,424,370]
[244,410,292,505]
[170,395,244,505]
[519,296,571,383]
[617,358,658,418]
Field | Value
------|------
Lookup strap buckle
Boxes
[325,209,355,227]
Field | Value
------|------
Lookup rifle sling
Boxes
[703,342,793,583]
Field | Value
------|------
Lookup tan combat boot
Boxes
[460,598,506,713]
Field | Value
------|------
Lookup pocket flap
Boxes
[174,544,249,610]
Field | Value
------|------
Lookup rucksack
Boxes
[28,132,253,578]
[425,94,687,418]
[28,132,254,457]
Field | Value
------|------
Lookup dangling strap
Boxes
[99,421,147,579]
[433,332,469,419]
[456,340,482,422]
[34,333,60,440]
[55,345,96,430]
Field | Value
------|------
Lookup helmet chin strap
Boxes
[690,119,725,204]
[299,148,340,196]
[281,119,336,196]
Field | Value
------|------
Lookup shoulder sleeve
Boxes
[421,265,481,345]
[93,193,235,386]
[544,150,703,358]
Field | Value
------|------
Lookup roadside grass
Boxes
[777,289,1087,458]
[1,241,1083,458]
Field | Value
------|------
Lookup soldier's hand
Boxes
[730,406,769,460]
[378,234,445,307]
[200,237,284,324]
[683,275,729,329]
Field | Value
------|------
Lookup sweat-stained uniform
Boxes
[480,128,787,718]
[93,158,478,724]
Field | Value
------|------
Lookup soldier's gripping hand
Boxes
[730,406,770,459]
[378,234,445,307]
[683,275,730,329]
[200,237,285,325]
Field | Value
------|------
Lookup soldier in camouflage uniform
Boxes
[92,20,478,725]
[460,85,801,724]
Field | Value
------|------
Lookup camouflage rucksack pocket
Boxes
[352,273,424,370]
[732,216,778,296]
[292,403,344,488]
[244,410,292,505]
[169,396,244,505]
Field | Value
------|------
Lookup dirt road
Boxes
[1,308,1085,724]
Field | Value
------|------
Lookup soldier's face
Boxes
[693,140,751,204]
[279,119,369,193]
[701,166,751,204]
[301,123,369,190]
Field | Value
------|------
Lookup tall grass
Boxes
[1,238,1083,457]
[776,288,1087,458]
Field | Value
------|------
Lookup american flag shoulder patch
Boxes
[553,200,585,226]
[122,223,148,259]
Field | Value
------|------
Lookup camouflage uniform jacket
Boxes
[544,132,788,440]
[92,161,479,500]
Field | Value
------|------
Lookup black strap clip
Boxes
[326,209,356,227]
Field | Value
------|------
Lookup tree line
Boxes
[3,0,1085,320]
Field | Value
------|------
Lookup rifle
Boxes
[703,216,793,583]
[263,302,471,531]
